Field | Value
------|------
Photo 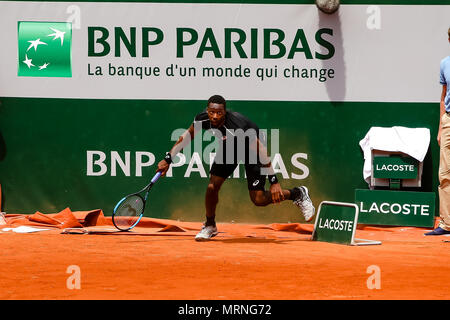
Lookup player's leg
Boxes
[195,163,237,241]
[249,189,291,206]
[205,174,226,226]
[246,164,316,221]
[245,164,294,206]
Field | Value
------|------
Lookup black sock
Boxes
[288,188,301,201]
[205,216,216,227]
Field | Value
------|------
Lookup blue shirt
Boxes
[440,56,450,112]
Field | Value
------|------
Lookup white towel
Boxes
[2,226,50,233]
[359,126,430,182]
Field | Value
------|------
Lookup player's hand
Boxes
[156,159,170,176]
[270,183,284,204]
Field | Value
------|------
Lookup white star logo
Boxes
[22,54,34,68]
[27,38,47,52]
[47,28,65,46]
[38,62,50,70]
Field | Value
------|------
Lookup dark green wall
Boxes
[0,98,439,223]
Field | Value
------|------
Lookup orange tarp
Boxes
[1,207,441,238]
[4,208,108,229]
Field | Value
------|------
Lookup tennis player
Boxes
[157,95,315,241]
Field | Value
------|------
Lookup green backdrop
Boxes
[0,98,439,223]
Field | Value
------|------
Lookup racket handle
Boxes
[151,171,162,184]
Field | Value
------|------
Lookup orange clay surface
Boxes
[0,209,449,300]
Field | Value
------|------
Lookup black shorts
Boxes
[209,162,266,191]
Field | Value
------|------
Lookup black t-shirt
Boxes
[193,110,259,132]
[192,110,264,165]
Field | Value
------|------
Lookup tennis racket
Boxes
[112,171,162,231]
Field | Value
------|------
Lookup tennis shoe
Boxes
[293,186,315,222]
[195,224,218,241]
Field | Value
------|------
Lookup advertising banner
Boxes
[0,2,449,102]
[355,189,435,227]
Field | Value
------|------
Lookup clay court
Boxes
[1,209,449,300]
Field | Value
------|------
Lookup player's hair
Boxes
[207,95,226,109]
[448,27,450,37]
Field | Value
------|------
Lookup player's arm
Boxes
[250,136,284,203]
[438,84,447,146]
[156,123,197,176]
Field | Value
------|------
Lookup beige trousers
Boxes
[438,113,450,230]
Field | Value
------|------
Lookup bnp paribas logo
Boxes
[18,21,72,77]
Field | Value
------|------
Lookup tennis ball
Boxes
[315,0,340,14]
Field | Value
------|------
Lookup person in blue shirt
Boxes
[426,28,450,235]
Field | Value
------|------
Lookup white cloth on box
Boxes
[359,126,430,182]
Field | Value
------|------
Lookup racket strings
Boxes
[114,195,144,229]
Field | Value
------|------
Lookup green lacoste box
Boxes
[372,156,419,179]
[312,201,381,246]
[312,202,357,245]
[354,189,435,227]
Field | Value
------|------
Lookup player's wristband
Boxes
[268,174,278,185]
[164,152,172,165]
